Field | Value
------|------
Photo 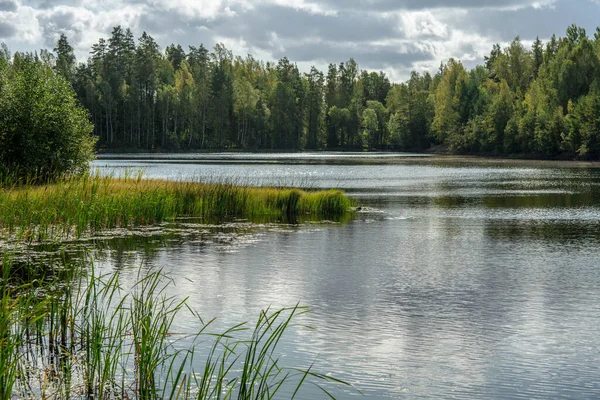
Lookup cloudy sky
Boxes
[1,0,600,81]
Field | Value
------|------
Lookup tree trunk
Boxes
[201,102,206,149]
[151,97,155,150]
[105,108,110,146]
[188,106,194,148]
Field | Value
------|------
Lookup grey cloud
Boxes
[272,40,434,69]
[138,3,401,50]
[138,9,217,50]
[37,8,85,48]
[139,3,418,70]
[457,0,600,43]
[230,5,401,43]
[135,1,553,78]
[0,0,17,12]
[322,0,537,11]
[0,21,17,38]
[21,0,83,8]
[21,0,145,9]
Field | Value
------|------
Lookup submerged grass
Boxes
[0,172,354,242]
[0,254,351,399]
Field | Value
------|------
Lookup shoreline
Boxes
[96,152,600,169]
[382,154,600,168]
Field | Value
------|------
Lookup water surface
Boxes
[91,154,600,399]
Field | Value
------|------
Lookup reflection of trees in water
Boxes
[484,219,600,244]
[10,213,355,274]
[483,192,600,208]
[293,204,600,397]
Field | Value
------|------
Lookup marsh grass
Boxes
[0,255,350,399]
[0,172,354,243]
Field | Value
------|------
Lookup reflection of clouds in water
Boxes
[93,162,335,188]
[86,215,600,398]
[83,159,600,399]
[92,159,600,197]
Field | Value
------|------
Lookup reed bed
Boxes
[0,254,349,399]
[0,173,354,242]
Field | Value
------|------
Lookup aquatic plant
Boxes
[0,172,355,243]
[0,254,351,399]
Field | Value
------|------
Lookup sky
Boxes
[1,0,600,81]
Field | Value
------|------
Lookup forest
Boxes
[5,23,600,158]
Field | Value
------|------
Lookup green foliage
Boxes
[0,54,96,181]
[271,58,305,150]
[364,100,387,148]
[0,173,354,243]
[568,86,600,158]
[52,29,389,151]
[54,33,76,84]
[416,24,600,159]
[361,108,378,148]
[8,22,600,158]
[305,66,325,149]
[492,37,534,95]
[432,59,468,144]
[0,255,351,399]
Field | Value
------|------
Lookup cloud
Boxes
[1,0,599,81]
[0,21,17,38]
[0,0,17,12]
[0,5,42,44]
[306,0,551,12]
[449,0,599,43]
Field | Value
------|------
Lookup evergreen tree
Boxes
[38,24,600,160]
[305,66,325,149]
[54,33,76,84]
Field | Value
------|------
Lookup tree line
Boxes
[9,23,600,158]
[50,27,394,152]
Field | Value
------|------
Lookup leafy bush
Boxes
[0,52,96,181]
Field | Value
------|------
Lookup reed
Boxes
[0,172,354,242]
[0,254,21,399]
[0,254,350,399]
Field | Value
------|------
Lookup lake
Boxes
[91,153,600,399]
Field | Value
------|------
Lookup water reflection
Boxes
[76,159,600,398]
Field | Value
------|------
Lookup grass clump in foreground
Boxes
[0,172,355,242]
[0,254,351,399]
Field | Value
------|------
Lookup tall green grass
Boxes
[0,254,351,399]
[0,172,355,242]
[0,254,24,399]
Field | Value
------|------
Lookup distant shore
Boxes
[96,151,600,168]
[381,154,600,168]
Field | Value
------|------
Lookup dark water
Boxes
[91,155,600,399]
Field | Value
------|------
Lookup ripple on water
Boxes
[52,159,600,399]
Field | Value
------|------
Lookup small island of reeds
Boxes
[0,172,355,243]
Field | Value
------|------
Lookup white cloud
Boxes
[38,3,144,57]
[531,0,557,9]
[148,0,226,19]
[245,0,335,15]
[400,11,448,38]
[0,5,42,43]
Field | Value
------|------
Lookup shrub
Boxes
[0,51,96,181]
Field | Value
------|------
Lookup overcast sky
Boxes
[1,0,600,81]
